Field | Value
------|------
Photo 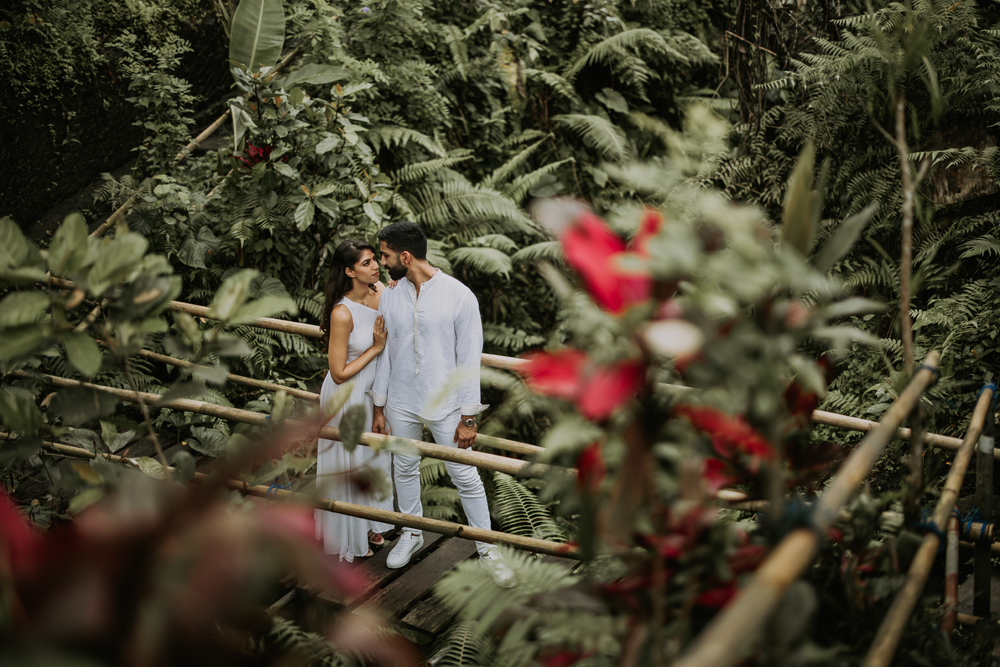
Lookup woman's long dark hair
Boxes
[320,239,376,348]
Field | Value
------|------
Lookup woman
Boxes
[316,239,394,561]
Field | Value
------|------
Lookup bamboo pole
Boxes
[862,385,993,667]
[673,352,940,667]
[974,399,996,618]
[213,475,579,558]
[0,433,577,559]
[46,278,975,457]
[942,515,960,637]
[128,346,319,401]
[113,346,544,457]
[19,372,559,479]
[90,47,302,239]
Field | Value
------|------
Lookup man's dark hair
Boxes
[378,220,427,259]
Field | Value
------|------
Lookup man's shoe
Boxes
[386,532,424,569]
[479,547,517,588]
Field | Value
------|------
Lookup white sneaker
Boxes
[479,547,517,588]
[386,532,424,569]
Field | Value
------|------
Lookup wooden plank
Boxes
[298,531,444,607]
[399,593,456,636]
[356,537,477,621]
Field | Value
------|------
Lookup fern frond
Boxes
[511,240,563,264]
[448,247,512,278]
[552,114,628,163]
[564,28,688,81]
[390,152,475,185]
[525,68,578,101]
[492,472,566,542]
[503,158,575,204]
[482,140,545,189]
[368,124,448,158]
[428,621,494,667]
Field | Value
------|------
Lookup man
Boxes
[370,221,516,588]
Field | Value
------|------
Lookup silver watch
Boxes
[461,417,477,427]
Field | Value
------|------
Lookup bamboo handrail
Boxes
[90,46,302,239]
[0,433,577,559]
[673,351,940,667]
[46,277,977,457]
[214,475,578,558]
[862,385,993,667]
[18,371,558,479]
[116,347,543,457]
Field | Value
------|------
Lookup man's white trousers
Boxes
[385,404,492,556]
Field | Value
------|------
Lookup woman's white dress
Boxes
[315,296,394,561]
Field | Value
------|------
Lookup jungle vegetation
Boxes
[3,0,1000,665]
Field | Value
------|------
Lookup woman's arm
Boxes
[327,305,387,384]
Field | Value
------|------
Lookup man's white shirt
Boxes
[370,269,487,420]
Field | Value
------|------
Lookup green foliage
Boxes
[229,0,286,77]
[110,30,196,174]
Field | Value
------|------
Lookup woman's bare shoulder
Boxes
[330,302,354,330]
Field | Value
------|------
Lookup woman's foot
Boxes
[368,530,385,547]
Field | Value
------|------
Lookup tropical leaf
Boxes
[553,114,628,163]
[229,0,286,77]
[448,247,513,278]
[492,472,566,542]
[564,28,688,80]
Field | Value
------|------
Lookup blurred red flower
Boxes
[520,350,645,420]
[520,349,588,399]
[576,442,606,491]
[560,212,655,314]
[675,405,775,472]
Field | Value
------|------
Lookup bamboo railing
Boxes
[862,385,993,667]
[673,352,940,667]
[102,347,543,457]
[18,371,560,479]
[0,433,577,559]
[46,274,976,459]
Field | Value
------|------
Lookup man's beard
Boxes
[387,263,408,281]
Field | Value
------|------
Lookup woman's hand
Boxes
[372,315,387,352]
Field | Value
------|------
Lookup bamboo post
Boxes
[0,433,577,559]
[942,514,960,637]
[862,385,993,667]
[974,388,996,618]
[18,372,561,479]
[91,47,302,239]
[673,352,940,667]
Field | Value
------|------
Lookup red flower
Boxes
[631,208,663,256]
[576,442,606,491]
[521,349,588,399]
[561,212,652,314]
[675,405,775,472]
[577,361,645,421]
[702,457,736,494]
[695,581,737,608]
[540,651,590,667]
[519,350,645,420]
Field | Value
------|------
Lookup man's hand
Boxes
[372,406,388,435]
[454,416,477,449]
